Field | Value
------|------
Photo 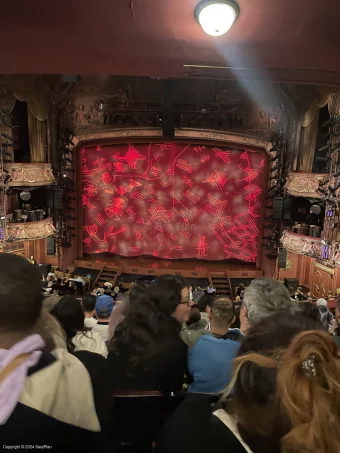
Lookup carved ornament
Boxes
[71,128,272,154]
[6,163,55,187]
[6,217,55,241]
[281,229,323,259]
[285,172,325,198]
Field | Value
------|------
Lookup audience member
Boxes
[300,301,322,322]
[92,294,114,342]
[188,297,240,393]
[108,285,145,340]
[0,254,102,451]
[236,283,245,299]
[107,276,188,392]
[186,307,204,329]
[196,293,216,325]
[159,312,334,453]
[82,293,97,328]
[241,277,298,330]
[51,296,108,357]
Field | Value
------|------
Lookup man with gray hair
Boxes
[240,277,298,330]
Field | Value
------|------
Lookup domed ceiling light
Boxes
[195,0,240,37]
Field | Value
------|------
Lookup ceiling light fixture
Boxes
[195,0,240,37]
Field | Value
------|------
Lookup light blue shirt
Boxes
[188,334,240,393]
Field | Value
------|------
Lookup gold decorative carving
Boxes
[6,217,55,241]
[6,163,55,187]
[281,229,323,258]
[71,128,272,154]
[285,172,324,198]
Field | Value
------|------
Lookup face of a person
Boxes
[174,287,193,324]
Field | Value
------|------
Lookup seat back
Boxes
[109,391,165,449]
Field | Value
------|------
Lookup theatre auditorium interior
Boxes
[2,1,340,452]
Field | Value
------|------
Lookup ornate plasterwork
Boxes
[6,163,55,187]
[281,229,323,258]
[6,217,55,241]
[71,128,272,154]
[285,172,325,198]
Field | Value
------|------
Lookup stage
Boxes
[74,254,263,280]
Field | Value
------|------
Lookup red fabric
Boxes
[82,143,266,262]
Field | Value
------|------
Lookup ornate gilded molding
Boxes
[70,128,272,154]
[285,172,325,198]
[6,163,55,187]
[281,229,323,258]
[6,217,55,241]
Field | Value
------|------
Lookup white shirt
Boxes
[92,322,109,342]
[72,331,108,358]
[84,317,97,328]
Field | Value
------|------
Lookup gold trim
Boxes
[70,127,272,154]
[285,172,325,198]
[6,217,55,241]
[6,163,55,187]
[314,262,334,275]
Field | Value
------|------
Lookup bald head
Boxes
[0,253,42,331]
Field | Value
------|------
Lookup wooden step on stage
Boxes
[74,255,263,280]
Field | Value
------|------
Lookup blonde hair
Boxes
[220,330,340,453]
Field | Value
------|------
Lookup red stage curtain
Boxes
[82,143,266,262]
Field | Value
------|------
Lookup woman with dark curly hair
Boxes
[107,275,190,392]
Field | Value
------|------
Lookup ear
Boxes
[240,304,247,319]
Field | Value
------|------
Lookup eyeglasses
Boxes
[179,296,191,306]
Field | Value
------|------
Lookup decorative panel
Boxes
[285,172,324,198]
[6,163,55,187]
[312,263,335,298]
[6,217,55,241]
[281,229,322,259]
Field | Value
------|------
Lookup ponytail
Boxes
[219,330,340,453]
[278,330,340,453]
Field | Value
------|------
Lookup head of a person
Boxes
[109,293,182,371]
[197,293,216,316]
[316,298,327,307]
[241,277,298,326]
[239,283,245,290]
[300,301,322,323]
[149,274,192,324]
[318,304,333,329]
[81,293,96,316]
[50,296,84,333]
[96,294,114,320]
[0,254,43,342]
[221,312,339,452]
[210,297,235,332]
[50,296,85,352]
[186,307,201,327]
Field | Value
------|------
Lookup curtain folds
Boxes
[28,109,47,163]
[299,109,320,172]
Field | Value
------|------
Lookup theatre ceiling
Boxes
[1,0,340,85]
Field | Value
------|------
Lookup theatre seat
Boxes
[108,391,221,452]
[109,391,165,452]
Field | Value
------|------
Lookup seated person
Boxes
[188,297,240,393]
[51,296,108,358]
[196,293,216,325]
[82,293,97,328]
[92,295,114,342]
[186,307,205,330]
[159,312,332,453]
[0,254,102,451]
[107,276,188,393]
